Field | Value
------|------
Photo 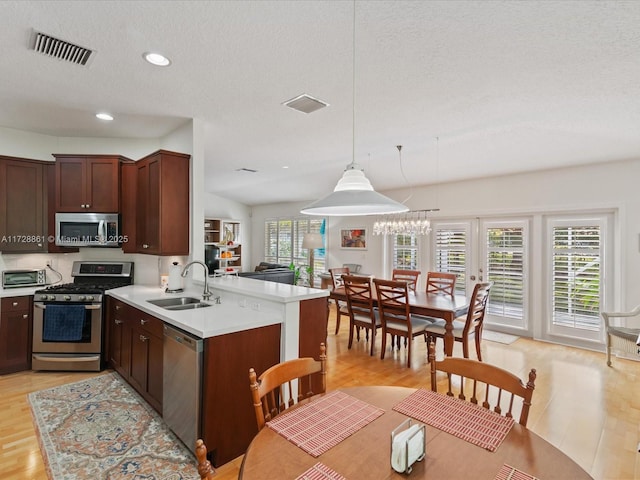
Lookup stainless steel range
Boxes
[32,260,134,372]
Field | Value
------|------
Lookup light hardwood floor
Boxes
[2,305,639,479]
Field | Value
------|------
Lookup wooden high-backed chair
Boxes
[601,305,640,366]
[426,271,457,295]
[249,343,327,431]
[428,342,537,426]
[392,269,421,293]
[373,278,432,368]
[343,274,381,356]
[329,267,350,334]
[425,282,492,360]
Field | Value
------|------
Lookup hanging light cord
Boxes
[350,0,357,169]
[397,145,414,204]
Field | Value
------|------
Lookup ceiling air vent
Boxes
[283,94,329,114]
[29,30,95,66]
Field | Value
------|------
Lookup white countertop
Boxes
[107,279,328,339]
[0,286,39,298]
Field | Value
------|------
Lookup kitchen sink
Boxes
[148,297,211,310]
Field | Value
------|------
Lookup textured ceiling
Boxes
[1,1,640,206]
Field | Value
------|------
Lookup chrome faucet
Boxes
[181,261,213,301]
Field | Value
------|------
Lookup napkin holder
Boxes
[390,419,426,474]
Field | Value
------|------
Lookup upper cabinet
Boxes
[0,156,47,253]
[53,155,130,212]
[134,150,190,255]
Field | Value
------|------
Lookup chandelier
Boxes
[373,210,434,236]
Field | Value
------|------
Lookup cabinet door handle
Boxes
[81,204,85,208]
[86,204,90,208]
[143,244,149,249]
[12,302,18,307]
[22,314,28,319]
[115,305,121,310]
[115,319,123,325]
[139,335,148,342]
[140,319,147,325]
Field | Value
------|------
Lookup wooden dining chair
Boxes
[343,274,381,356]
[373,278,433,368]
[601,305,640,366]
[428,342,537,426]
[426,271,456,295]
[392,269,421,293]
[329,267,351,334]
[425,282,492,360]
[249,343,327,431]
[195,439,216,479]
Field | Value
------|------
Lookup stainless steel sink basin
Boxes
[165,302,212,311]
[148,297,211,310]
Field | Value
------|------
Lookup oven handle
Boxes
[34,303,102,310]
[32,354,100,362]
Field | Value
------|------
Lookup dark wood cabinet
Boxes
[136,150,190,255]
[53,155,130,213]
[0,156,47,253]
[201,324,281,467]
[0,296,32,374]
[106,298,163,413]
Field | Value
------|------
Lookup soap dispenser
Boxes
[166,262,184,293]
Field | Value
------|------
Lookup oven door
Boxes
[32,302,102,371]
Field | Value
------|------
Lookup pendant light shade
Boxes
[300,162,409,216]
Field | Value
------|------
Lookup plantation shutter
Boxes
[552,225,601,331]
[393,233,419,270]
[486,227,525,320]
[434,227,467,295]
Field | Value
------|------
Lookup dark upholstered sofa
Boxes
[237,262,295,284]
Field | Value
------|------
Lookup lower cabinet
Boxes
[0,296,33,374]
[107,298,163,413]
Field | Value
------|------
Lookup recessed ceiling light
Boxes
[282,166,289,169]
[143,52,171,66]
[96,112,114,121]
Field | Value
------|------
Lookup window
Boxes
[393,233,419,270]
[433,225,468,295]
[484,223,526,327]
[264,217,326,274]
[551,224,602,332]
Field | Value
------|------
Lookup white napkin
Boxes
[391,424,425,473]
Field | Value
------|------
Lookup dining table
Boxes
[330,285,470,356]
[239,386,592,480]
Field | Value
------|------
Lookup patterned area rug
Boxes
[28,372,198,480]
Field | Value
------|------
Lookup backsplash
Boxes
[0,250,188,287]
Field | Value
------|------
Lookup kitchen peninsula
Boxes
[106,276,329,466]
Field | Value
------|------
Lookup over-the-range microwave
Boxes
[55,212,121,247]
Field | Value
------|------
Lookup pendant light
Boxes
[301,2,408,217]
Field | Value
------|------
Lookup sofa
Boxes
[237,262,295,285]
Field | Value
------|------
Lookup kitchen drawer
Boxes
[135,310,164,338]
[1,296,31,313]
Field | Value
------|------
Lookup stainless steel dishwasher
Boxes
[163,324,203,453]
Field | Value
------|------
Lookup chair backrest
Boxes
[391,269,421,292]
[460,282,492,334]
[329,267,350,290]
[373,278,411,327]
[426,271,456,295]
[343,274,375,323]
[249,343,327,431]
[428,342,536,426]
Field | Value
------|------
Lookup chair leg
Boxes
[606,334,612,367]
[369,328,376,356]
[462,339,469,359]
[381,331,387,360]
[348,322,354,349]
[334,304,341,334]
[406,337,412,368]
[475,331,483,361]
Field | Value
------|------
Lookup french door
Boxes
[430,218,529,333]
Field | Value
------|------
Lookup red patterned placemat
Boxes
[295,462,347,480]
[393,389,514,452]
[267,390,385,457]
[495,463,540,480]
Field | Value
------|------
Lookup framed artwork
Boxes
[340,228,367,250]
